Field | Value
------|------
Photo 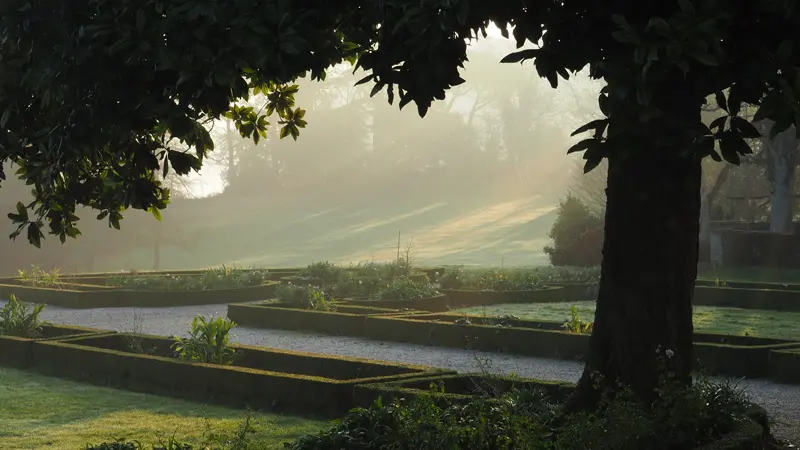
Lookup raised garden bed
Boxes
[344,293,450,312]
[27,332,451,417]
[0,323,114,368]
[441,286,572,308]
[352,372,575,408]
[768,348,800,384]
[0,280,281,308]
[693,286,800,311]
[228,302,426,336]
[280,272,430,287]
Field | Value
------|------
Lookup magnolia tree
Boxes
[2,0,800,410]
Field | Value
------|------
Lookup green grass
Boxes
[698,266,800,284]
[0,367,326,450]
[452,301,800,340]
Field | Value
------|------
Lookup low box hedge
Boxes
[0,324,115,369]
[440,286,571,308]
[768,348,800,384]
[343,293,450,312]
[28,332,451,417]
[0,280,281,308]
[352,372,575,409]
[694,286,800,311]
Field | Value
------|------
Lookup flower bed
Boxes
[27,332,451,417]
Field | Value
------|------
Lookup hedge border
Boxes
[0,324,115,369]
[694,286,800,312]
[352,372,575,409]
[767,348,800,384]
[227,303,427,337]
[227,306,800,382]
[25,331,451,417]
[441,286,577,309]
[0,280,281,308]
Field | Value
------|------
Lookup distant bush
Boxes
[544,194,604,267]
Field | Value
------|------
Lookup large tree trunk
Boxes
[764,124,798,233]
[565,87,702,410]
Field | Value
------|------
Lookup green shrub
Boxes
[288,378,756,450]
[276,284,337,311]
[0,294,49,338]
[543,194,604,267]
[171,315,237,365]
[300,261,347,284]
[106,266,270,291]
[371,278,440,301]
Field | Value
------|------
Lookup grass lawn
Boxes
[0,367,326,450]
[452,302,800,340]
[698,266,800,284]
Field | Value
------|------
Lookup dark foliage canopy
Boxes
[1,0,798,245]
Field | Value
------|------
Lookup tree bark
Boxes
[565,83,702,410]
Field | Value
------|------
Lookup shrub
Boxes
[0,294,49,338]
[171,315,237,365]
[371,278,440,301]
[439,267,546,291]
[276,284,337,311]
[543,194,604,267]
[300,261,347,284]
[287,377,757,450]
[350,260,412,278]
[17,264,63,288]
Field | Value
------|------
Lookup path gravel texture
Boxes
[4,300,798,443]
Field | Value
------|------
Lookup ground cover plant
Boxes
[287,375,760,450]
[439,266,600,291]
[105,266,271,291]
[454,302,800,341]
[698,266,800,285]
[0,367,324,450]
[0,294,49,338]
[371,278,441,302]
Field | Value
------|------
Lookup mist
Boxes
[0,34,604,276]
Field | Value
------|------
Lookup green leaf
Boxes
[0,109,10,128]
[500,49,539,64]
[567,138,599,155]
[27,223,42,248]
[730,116,761,139]
[678,0,695,14]
[571,119,609,137]
[149,207,163,221]
[15,202,28,221]
[714,91,728,112]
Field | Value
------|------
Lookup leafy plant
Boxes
[350,260,412,279]
[371,278,440,301]
[17,264,63,288]
[276,284,337,311]
[171,315,238,365]
[0,294,49,338]
[440,266,601,292]
[561,305,594,334]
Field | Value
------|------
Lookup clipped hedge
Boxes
[227,303,425,337]
[0,280,281,308]
[441,286,576,309]
[344,293,450,312]
[693,286,800,311]
[0,324,114,369]
[352,372,575,409]
[768,348,800,384]
[28,332,450,417]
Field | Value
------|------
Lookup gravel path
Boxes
[6,301,799,443]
